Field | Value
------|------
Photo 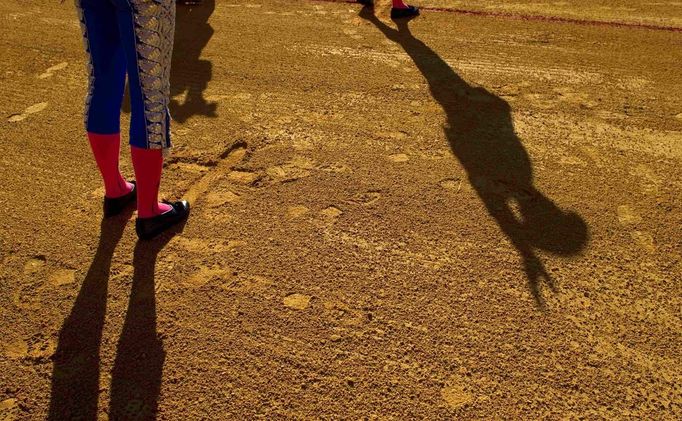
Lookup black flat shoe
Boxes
[135,200,190,240]
[103,181,137,218]
[391,5,419,19]
[357,0,374,6]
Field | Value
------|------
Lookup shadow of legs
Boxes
[108,224,185,420]
[48,215,130,421]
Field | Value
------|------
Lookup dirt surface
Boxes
[1,0,681,419]
[426,0,682,26]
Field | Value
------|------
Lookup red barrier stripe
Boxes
[311,0,682,33]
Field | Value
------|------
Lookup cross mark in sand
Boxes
[183,141,249,205]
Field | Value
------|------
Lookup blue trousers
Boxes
[77,0,175,150]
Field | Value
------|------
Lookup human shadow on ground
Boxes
[170,0,217,122]
[109,223,185,420]
[123,0,217,122]
[360,9,588,306]
[48,213,132,420]
[49,213,185,420]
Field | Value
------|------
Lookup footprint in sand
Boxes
[596,110,628,121]
[8,11,35,20]
[205,190,240,208]
[317,162,351,174]
[227,170,259,185]
[441,374,474,410]
[0,398,20,421]
[6,334,56,360]
[630,231,655,253]
[186,266,232,288]
[283,293,311,310]
[322,300,368,326]
[232,92,253,101]
[441,385,474,409]
[320,206,343,220]
[12,286,42,310]
[558,155,588,166]
[266,162,312,183]
[8,102,48,123]
[629,164,661,195]
[522,93,556,110]
[497,84,521,98]
[23,255,46,274]
[3,339,28,359]
[287,205,310,219]
[439,178,462,192]
[49,269,76,287]
[388,153,409,163]
[342,28,363,40]
[265,156,315,183]
[376,130,408,141]
[554,88,597,109]
[348,191,381,206]
[292,138,314,151]
[27,337,57,359]
[616,205,642,225]
[37,62,68,79]
[221,274,272,295]
[578,145,603,168]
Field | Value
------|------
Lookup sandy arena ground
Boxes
[0,0,681,419]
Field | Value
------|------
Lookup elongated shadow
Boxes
[48,214,131,421]
[170,0,217,123]
[108,223,185,420]
[360,9,588,306]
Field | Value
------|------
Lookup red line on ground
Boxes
[311,0,682,33]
